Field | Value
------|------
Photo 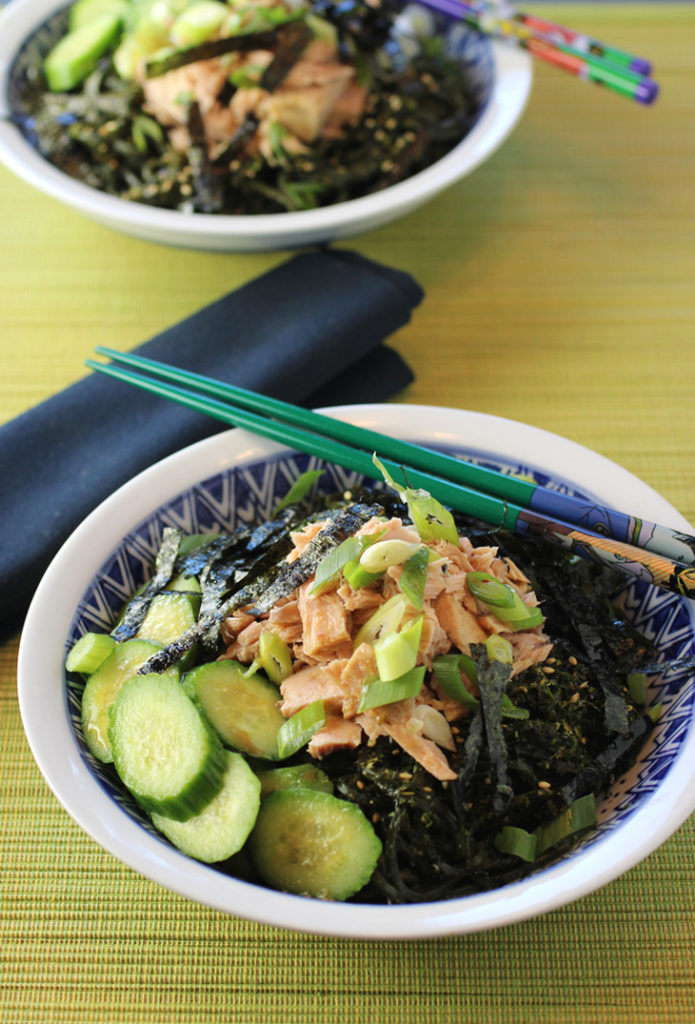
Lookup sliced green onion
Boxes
[647,703,663,723]
[485,634,513,664]
[353,594,408,648]
[627,671,648,706]
[494,825,537,863]
[467,571,544,631]
[535,793,597,856]
[258,630,293,685]
[500,694,530,720]
[467,571,515,608]
[311,535,362,595]
[433,651,528,718]
[399,545,430,611]
[356,666,426,713]
[372,454,459,546]
[276,699,325,759]
[359,539,421,574]
[343,557,383,590]
[65,632,117,675]
[374,615,423,682]
[274,469,325,515]
[432,653,479,706]
[495,793,597,863]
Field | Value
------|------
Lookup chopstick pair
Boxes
[413,0,658,106]
[87,347,695,601]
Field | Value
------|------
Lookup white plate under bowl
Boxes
[17,405,695,938]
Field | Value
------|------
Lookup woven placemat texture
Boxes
[2,6,695,1023]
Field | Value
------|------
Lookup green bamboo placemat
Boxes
[2,5,695,1022]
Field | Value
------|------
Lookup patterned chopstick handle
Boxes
[518,511,695,598]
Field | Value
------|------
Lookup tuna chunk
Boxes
[297,582,351,659]
[279,660,348,717]
[434,591,488,652]
[308,716,363,758]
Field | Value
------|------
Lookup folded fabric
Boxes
[0,248,421,635]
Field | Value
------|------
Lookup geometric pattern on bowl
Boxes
[64,447,695,888]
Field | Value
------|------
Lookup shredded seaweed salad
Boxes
[10,0,478,214]
[69,477,662,905]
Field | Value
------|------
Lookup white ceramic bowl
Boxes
[17,405,695,938]
[0,0,532,251]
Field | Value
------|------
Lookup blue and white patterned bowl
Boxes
[0,0,531,251]
[17,406,695,938]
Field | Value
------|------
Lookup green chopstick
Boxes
[86,351,695,601]
[92,346,695,566]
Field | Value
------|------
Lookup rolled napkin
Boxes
[1,248,421,635]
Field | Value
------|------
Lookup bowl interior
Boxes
[64,442,695,901]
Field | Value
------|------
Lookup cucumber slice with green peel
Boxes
[166,572,202,597]
[44,14,123,91]
[81,638,178,763]
[169,1,229,46]
[135,591,199,646]
[69,0,130,31]
[256,764,334,800]
[184,660,285,760]
[249,789,382,900]
[65,631,116,675]
[151,751,261,862]
[109,672,226,821]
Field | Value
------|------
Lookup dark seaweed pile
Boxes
[110,485,658,904]
[9,1,478,214]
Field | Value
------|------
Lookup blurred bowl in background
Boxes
[0,0,532,251]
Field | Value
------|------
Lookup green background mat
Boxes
[2,7,694,1022]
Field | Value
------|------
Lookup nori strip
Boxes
[559,714,655,805]
[470,646,514,814]
[259,21,313,93]
[111,526,182,641]
[250,501,383,614]
[143,31,280,78]
[185,100,226,213]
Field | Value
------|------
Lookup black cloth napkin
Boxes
[0,248,421,636]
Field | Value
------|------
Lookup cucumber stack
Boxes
[65,529,382,900]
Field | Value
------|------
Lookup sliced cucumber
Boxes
[151,751,261,862]
[135,591,199,652]
[109,672,226,821]
[183,660,285,761]
[44,13,123,91]
[256,764,334,800]
[65,631,116,675]
[166,572,202,598]
[248,789,382,900]
[69,0,130,31]
[169,1,229,46]
[81,638,178,763]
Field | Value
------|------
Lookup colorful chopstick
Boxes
[86,351,695,601]
[510,9,652,76]
[413,0,658,105]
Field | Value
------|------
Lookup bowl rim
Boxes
[17,403,695,938]
[0,0,533,240]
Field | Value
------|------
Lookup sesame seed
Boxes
[538,780,551,790]
[356,779,365,790]
[569,655,578,666]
